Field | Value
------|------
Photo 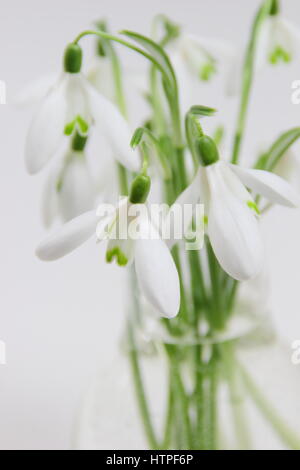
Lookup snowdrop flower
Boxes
[42,134,96,227]
[14,73,58,106]
[172,34,234,81]
[87,55,115,101]
[25,43,140,175]
[171,135,300,281]
[168,33,236,104]
[36,173,180,318]
[256,0,300,68]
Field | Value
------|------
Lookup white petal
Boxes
[84,79,141,172]
[96,196,128,240]
[14,73,58,106]
[230,164,300,207]
[36,210,97,261]
[220,162,254,205]
[206,164,264,281]
[25,77,67,174]
[41,168,59,228]
[58,153,95,222]
[184,34,235,62]
[134,215,180,318]
[87,57,115,100]
[85,133,118,197]
[255,17,272,70]
[64,74,92,128]
[275,17,300,56]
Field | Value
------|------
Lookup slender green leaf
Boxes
[121,30,176,89]
[189,105,217,117]
[255,127,300,170]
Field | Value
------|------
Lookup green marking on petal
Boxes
[56,177,63,192]
[247,200,260,215]
[269,46,291,65]
[203,215,208,225]
[76,115,89,135]
[64,120,76,136]
[199,61,216,81]
[106,247,128,266]
[64,116,89,137]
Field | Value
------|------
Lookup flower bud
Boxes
[64,43,82,73]
[71,132,88,152]
[129,174,151,204]
[197,135,219,166]
[270,0,279,16]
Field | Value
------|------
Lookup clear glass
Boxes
[74,307,300,450]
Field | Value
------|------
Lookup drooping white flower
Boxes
[87,56,116,101]
[173,34,235,81]
[167,33,236,105]
[87,55,149,128]
[226,5,300,97]
[14,73,58,106]
[41,149,96,227]
[36,175,180,319]
[25,43,140,175]
[41,130,120,227]
[170,137,300,281]
[256,10,300,69]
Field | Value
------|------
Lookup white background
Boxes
[1,0,300,450]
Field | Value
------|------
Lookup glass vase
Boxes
[74,301,300,450]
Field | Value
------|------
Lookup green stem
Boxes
[222,344,252,450]
[166,345,194,449]
[161,373,174,449]
[194,346,205,450]
[231,0,272,164]
[202,348,219,450]
[150,66,167,135]
[188,250,207,315]
[206,240,223,330]
[127,326,159,449]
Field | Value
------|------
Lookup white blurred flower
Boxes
[87,56,115,101]
[256,14,300,69]
[42,149,95,228]
[168,33,236,101]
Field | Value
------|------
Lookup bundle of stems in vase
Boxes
[24,0,300,449]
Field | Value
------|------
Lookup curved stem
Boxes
[231,0,272,164]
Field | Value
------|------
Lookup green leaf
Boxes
[255,128,300,171]
[130,128,144,149]
[189,105,217,117]
[130,127,172,179]
[231,0,273,164]
[121,30,176,89]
